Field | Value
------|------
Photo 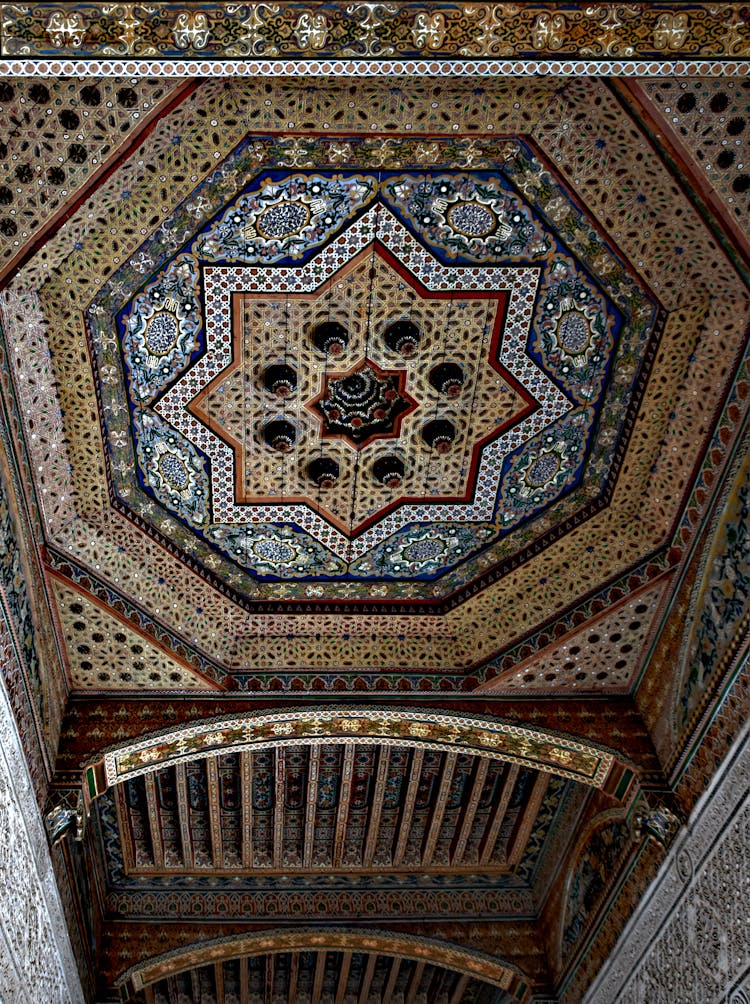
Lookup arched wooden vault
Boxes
[65,708,646,996]
[118,929,531,1004]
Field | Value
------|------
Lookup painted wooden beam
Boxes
[303,745,321,869]
[393,748,425,867]
[206,756,224,868]
[479,764,519,866]
[143,772,164,869]
[451,758,489,865]
[241,751,253,869]
[422,752,458,866]
[333,745,355,868]
[363,746,390,867]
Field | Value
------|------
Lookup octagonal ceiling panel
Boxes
[5,76,747,691]
[86,142,655,611]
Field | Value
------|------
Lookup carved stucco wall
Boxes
[584,714,750,1004]
[0,624,83,1004]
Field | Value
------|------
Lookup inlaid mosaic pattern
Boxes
[88,144,652,606]
[483,579,670,694]
[52,578,215,692]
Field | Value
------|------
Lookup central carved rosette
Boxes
[308,358,417,449]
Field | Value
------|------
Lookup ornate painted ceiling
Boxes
[0,3,748,1004]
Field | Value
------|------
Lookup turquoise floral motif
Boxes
[498,407,593,525]
[532,257,616,405]
[383,173,550,260]
[134,411,209,527]
[196,173,376,263]
[121,255,202,405]
[350,523,496,579]
[206,524,346,579]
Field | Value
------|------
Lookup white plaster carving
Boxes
[585,718,750,1003]
[0,662,84,1002]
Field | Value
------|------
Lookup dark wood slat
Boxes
[304,745,321,868]
[240,956,249,1004]
[264,954,275,1004]
[358,954,377,1004]
[363,746,390,866]
[333,745,356,868]
[507,771,550,867]
[174,764,193,870]
[288,952,299,1004]
[382,958,401,1002]
[206,757,224,868]
[144,773,164,869]
[274,748,286,868]
[448,973,470,1004]
[405,961,426,1004]
[190,968,201,1003]
[479,764,519,866]
[214,961,225,1004]
[422,752,458,865]
[334,951,352,1004]
[241,751,253,868]
[451,758,489,865]
[393,748,425,866]
[312,950,327,1004]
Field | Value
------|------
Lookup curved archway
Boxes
[84,706,637,808]
[117,927,532,1002]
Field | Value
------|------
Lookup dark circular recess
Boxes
[0,219,18,237]
[710,92,728,113]
[732,174,750,194]
[116,87,138,108]
[28,83,50,104]
[68,143,87,165]
[429,362,465,398]
[677,92,696,113]
[373,455,405,488]
[80,85,101,106]
[47,167,66,186]
[263,419,297,452]
[58,109,80,130]
[15,164,33,183]
[311,320,348,356]
[308,457,340,490]
[421,419,456,454]
[717,149,735,169]
[262,363,297,398]
[384,319,420,356]
[0,187,12,206]
[727,116,746,136]
[0,82,14,102]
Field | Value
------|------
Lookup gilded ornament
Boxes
[171,10,211,50]
[100,3,153,56]
[293,12,329,49]
[531,12,566,50]
[344,2,398,56]
[653,12,690,50]
[583,3,640,56]
[223,3,280,56]
[45,9,87,47]
[411,11,447,50]
[460,4,520,56]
